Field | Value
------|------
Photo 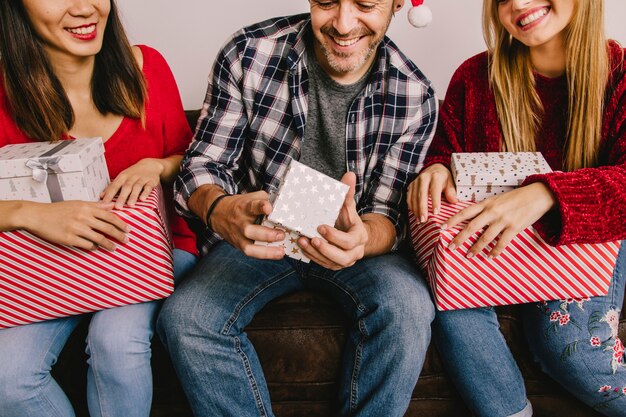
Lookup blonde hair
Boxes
[482,0,609,170]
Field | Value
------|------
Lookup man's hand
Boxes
[407,163,457,223]
[443,182,557,258]
[298,172,371,270]
[189,185,286,259]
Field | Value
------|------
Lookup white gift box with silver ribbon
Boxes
[0,138,109,202]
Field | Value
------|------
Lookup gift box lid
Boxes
[451,152,552,187]
[0,137,104,179]
[268,160,349,239]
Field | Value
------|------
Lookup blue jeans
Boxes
[157,241,434,417]
[434,242,626,417]
[0,248,196,417]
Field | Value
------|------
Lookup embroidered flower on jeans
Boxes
[559,314,571,326]
[599,385,613,393]
[550,311,562,322]
[622,387,626,395]
[614,338,624,361]
[604,337,626,373]
[601,309,621,338]
[573,296,590,309]
[590,336,602,347]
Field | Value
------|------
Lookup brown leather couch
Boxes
[53,110,625,417]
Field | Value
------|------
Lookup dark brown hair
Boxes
[0,0,146,142]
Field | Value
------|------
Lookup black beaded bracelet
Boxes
[205,193,231,232]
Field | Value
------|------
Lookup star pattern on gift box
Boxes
[268,160,349,239]
[255,219,310,263]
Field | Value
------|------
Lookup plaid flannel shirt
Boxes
[175,14,438,255]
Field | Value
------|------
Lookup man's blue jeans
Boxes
[434,242,626,417]
[157,241,435,417]
[0,248,197,417]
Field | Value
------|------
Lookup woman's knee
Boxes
[87,304,157,366]
[0,355,52,409]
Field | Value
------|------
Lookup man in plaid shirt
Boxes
[159,1,438,416]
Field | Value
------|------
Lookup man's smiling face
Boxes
[310,0,403,83]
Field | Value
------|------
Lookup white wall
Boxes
[118,0,626,110]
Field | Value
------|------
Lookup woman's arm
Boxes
[0,200,129,250]
[100,154,183,209]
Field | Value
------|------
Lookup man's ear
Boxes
[394,0,405,11]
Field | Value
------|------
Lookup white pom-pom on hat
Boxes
[408,0,432,28]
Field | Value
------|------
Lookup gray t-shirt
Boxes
[300,47,371,181]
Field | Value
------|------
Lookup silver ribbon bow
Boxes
[25,157,62,183]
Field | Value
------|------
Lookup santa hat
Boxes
[407,0,432,28]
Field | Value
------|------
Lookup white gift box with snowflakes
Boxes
[256,160,349,263]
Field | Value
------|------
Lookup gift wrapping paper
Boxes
[409,200,619,311]
[257,160,348,262]
[0,137,109,203]
[451,152,552,202]
[0,188,174,329]
[256,219,311,263]
[268,160,349,239]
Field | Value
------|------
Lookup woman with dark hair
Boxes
[0,1,197,416]
[408,0,626,416]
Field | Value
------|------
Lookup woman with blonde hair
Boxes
[0,0,197,416]
[408,0,626,415]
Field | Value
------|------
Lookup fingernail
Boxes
[448,243,456,251]
[441,224,448,230]
[123,234,129,243]
[433,208,439,215]
[467,252,474,259]
[420,216,426,223]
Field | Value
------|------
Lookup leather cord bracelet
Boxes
[205,193,231,232]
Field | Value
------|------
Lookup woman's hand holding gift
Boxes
[407,163,458,223]
[18,200,129,251]
[100,158,165,209]
[443,182,557,258]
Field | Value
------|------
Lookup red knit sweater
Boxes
[424,41,626,246]
[0,45,197,255]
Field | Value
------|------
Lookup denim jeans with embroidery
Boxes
[0,248,197,417]
[434,242,626,417]
[157,241,435,417]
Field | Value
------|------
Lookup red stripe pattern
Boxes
[0,188,174,329]
[409,200,620,311]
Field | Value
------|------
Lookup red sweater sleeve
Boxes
[523,50,626,245]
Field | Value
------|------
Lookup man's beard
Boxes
[316,24,385,74]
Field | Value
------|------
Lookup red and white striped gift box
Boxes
[0,188,174,329]
[409,200,620,311]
